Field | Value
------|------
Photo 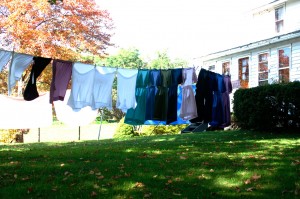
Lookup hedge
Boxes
[233,81,300,131]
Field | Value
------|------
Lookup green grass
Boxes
[0,130,299,198]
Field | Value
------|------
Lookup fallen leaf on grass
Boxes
[251,174,261,181]
[90,191,97,197]
[144,193,152,198]
[246,187,255,192]
[22,177,30,181]
[235,186,241,193]
[14,174,17,179]
[97,175,105,180]
[244,179,251,185]
[134,182,145,188]
[180,156,187,160]
[198,174,207,180]
[173,192,182,196]
[27,187,33,194]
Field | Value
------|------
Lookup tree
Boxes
[0,0,114,61]
[103,48,145,69]
[0,0,114,95]
[148,50,188,69]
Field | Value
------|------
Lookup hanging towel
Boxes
[49,60,73,103]
[117,68,138,112]
[23,57,51,101]
[8,53,33,95]
[0,50,12,71]
[54,90,98,126]
[0,92,52,129]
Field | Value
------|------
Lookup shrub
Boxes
[114,118,188,138]
[140,125,188,136]
[233,81,300,131]
[0,129,28,143]
[113,118,138,138]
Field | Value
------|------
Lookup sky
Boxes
[96,0,271,61]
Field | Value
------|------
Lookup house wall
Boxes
[201,39,300,88]
[252,0,300,41]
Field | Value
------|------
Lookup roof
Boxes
[194,29,300,61]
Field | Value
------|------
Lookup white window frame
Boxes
[277,46,291,83]
[274,5,285,34]
[222,61,230,75]
[258,52,269,86]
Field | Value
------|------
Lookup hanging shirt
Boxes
[210,74,226,127]
[117,68,138,112]
[8,53,33,95]
[167,68,182,124]
[219,75,233,128]
[54,90,98,126]
[0,50,12,71]
[93,66,116,110]
[23,57,52,101]
[68,63,95,110]
[0,92,52,129]
[68,63,116,111]
[49,60,73,103]
[125,69,149,125]
[180,68,198,120]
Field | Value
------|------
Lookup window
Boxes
[238,57,249,88]
[208,65,215,71]
[275,6,284,33]
[222,62,230,75]
[278,47,290,83]
[258,53,269,86]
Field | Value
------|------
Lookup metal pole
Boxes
[38,128,40,142]
[78,126,80,140]
[98,109,103,140]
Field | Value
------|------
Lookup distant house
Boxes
[194,0,300,90]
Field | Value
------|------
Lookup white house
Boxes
[194,0,300,89]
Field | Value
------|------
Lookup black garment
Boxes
[166,68,182,124]
[23,57,51,101]
[190,69,217,123]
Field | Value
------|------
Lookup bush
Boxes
[140,125,188,136]
[114,118,188,138]
[113,118,138,138]
[233,81,300,131]
[0,129,28,143]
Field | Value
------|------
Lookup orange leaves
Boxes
[1,0,114,60]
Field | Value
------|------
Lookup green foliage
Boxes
[233,81,300,131]
[140,125,188,136]
[115,118,188,137]
[103,48,145,69]
[148,50,188,69]
[113,118,137,138]
[0,129,28,143]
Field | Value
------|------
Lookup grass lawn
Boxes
[0,130,299,198]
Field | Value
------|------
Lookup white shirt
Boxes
[117,68,138,112]
[0,50,12,71]
[68,63,116,110]
[8,53,33,95]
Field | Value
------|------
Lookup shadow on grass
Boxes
[0,130,299,198]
